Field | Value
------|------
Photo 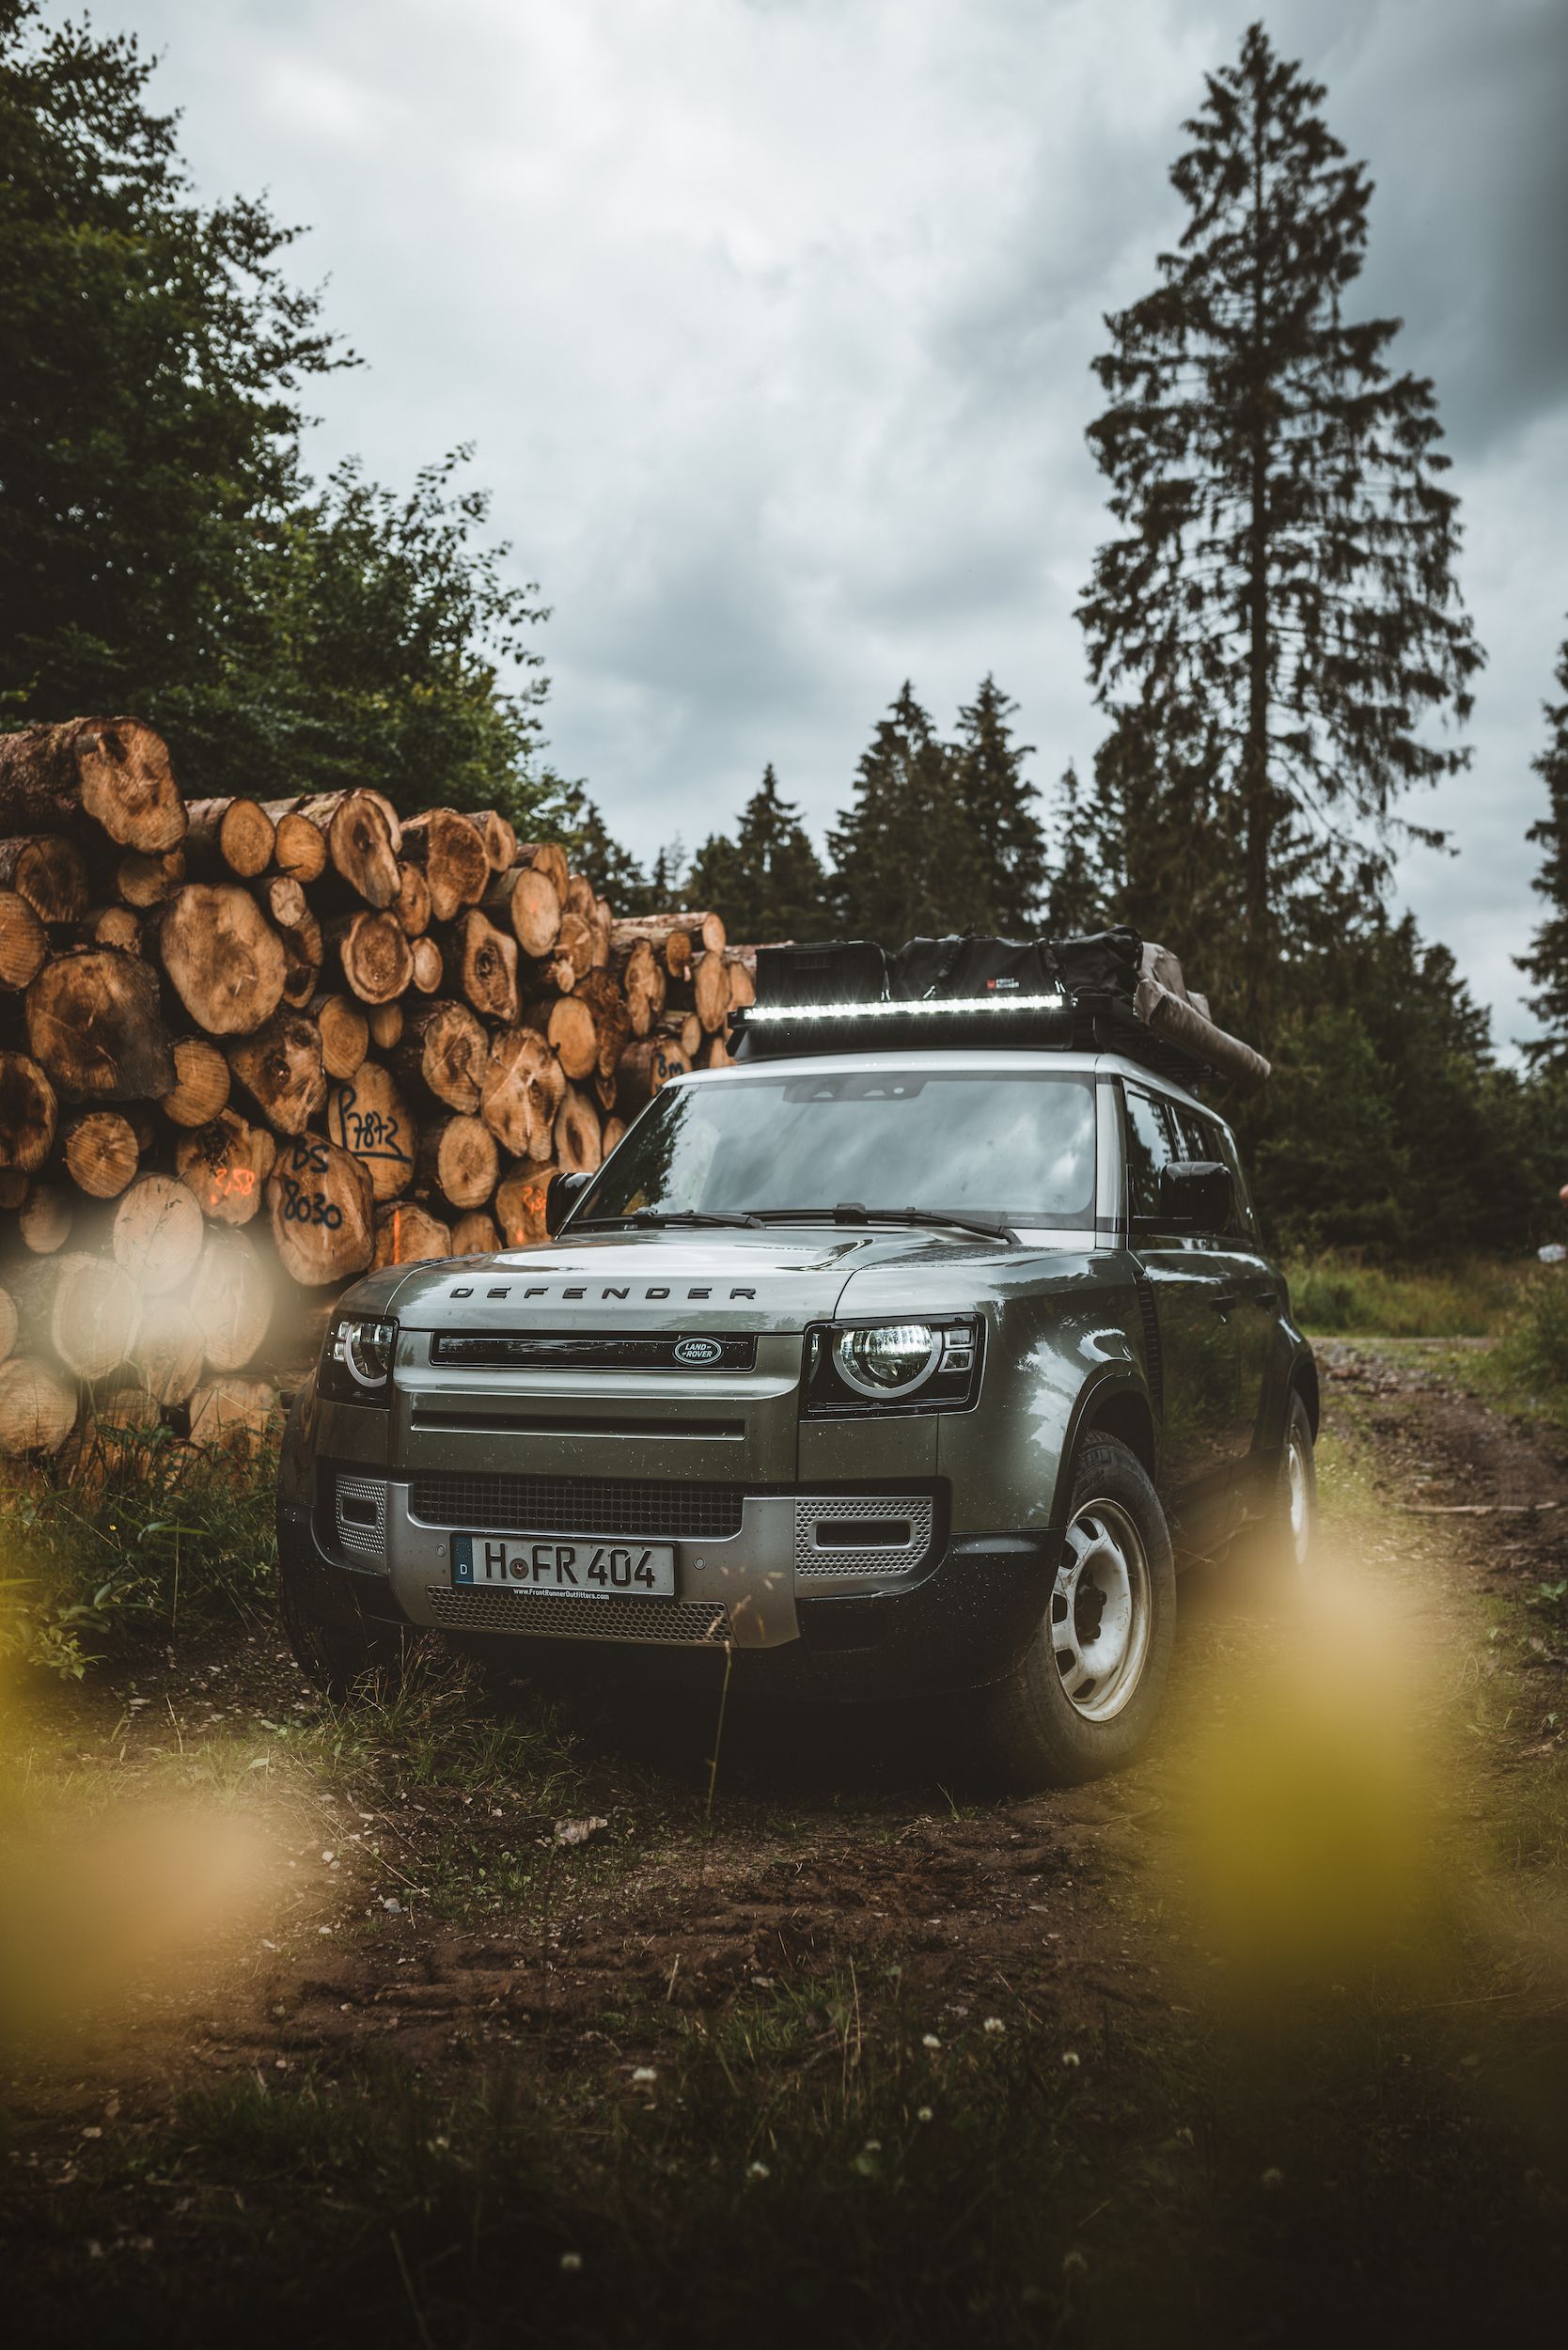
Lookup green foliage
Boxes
[0,1425,277,1678]
[0,3,561,829]
[1078,20,1482,1018]
[1493,1267,1568,1398]
[687,764,828,941]
[1285,1255,1519,1339]
[1517,630,1568,1068]
[950,675,1049,932]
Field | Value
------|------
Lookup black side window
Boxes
[1171,1104,1256,1241]
[1123,1088,1181,1219]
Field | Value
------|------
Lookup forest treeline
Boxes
[3,3,1566,1259]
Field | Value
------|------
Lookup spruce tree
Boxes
[1077,20,1482,1023]
[687,765,828,940]
[1518,632,1568,1069]
[951,677,1049,931]
[828,684,985,943]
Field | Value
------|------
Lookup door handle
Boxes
[1252,1284,1276,1306]
[1210,1292,1240,1314]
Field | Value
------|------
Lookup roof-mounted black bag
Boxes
[892,933,1062,1002]
[755,939,888,1006]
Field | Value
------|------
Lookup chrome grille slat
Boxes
[409,1472,745,1541]
[426,1588,730,1644]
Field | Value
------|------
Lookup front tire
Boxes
[955,1434,1177,1790]
[277,1543,406,1701]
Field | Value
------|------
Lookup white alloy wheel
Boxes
[1051,1496,1152,1722]
[1285,1419,1313,1575]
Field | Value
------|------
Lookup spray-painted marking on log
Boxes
[328,1078,414,1167]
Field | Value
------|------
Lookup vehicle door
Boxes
[1121,1083,1241,1538]
[1169,1103,1278,1473]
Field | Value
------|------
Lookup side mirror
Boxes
[544,1170,593,1237]
[1158,1159,1233,1231]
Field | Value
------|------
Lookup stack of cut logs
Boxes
[0,718,755,1464]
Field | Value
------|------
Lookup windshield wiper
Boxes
[749,1204,1021,1247]
[576,1208,764,1231]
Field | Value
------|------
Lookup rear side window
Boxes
[1169,1104,1259,1242]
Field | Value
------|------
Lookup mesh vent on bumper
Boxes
[335,1475,388,1564]
[408,1473,745,1542]
[793,1495,934,1579]
[426,1588,730,1644]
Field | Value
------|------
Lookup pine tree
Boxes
[1043,764,1105,938]
[827,683,987,943]
[1077,20,1482,1024]
[951,677,1048,931]
[686,765,828,940]
[1518,632,1568,1069]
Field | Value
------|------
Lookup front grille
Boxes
[430,1331,756,1371]
[426,1588,730,1644]
[408,1472,745,1541]
[792,1494,933,1579]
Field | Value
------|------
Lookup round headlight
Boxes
[344,1319,396,1387]
[833,1323,940,1400]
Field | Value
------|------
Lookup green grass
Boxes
[1284,1252,1523,1339]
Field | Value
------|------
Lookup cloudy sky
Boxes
[99,0,1567,1043]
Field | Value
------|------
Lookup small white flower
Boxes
[559,2250,583,2274]
[631,2066,657,2085]
[1060,2049,1081,2068]
[921,2032,941,2050]
[982,2016,1006,2036]
[917,2106,933,2124]
[745,2160,771,2181]
[1261,2167,1285,2191]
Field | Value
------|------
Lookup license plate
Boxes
[452,1532,677,1598]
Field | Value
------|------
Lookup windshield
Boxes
[575,1069,1098,1230]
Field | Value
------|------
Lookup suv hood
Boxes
[350,1225,1032,1338]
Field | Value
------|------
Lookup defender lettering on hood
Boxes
[445,1282,760,1301]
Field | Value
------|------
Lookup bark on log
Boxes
[159,1037,231,1128]
[391,861,431,937]
[450,1210,500,1257]
[400,807,491,923]
[63,1109,139,1198]
[47,1249,140,1380]
[174,1110,275,1226]
[494,1162,557,1246]
[325,1060,416,1202]
[371,1199,453,1270]
[615,1037,691,1113]
[227,1010,328,1136]
[115,848,184,908]
[0,1355,77,1455]
[0,718,186,852]
[466,810,517,872]
[189,1373,279,1453]
[159,884,287,1036]
[392,999,486,1113]
[480,1026,566,1161]
[554,1088,603,1174]
[0,1051,57,1171]
[311,993,370,1082]
[0,835,88,923]
[266,1136,375,1285]
[452,908,520,1025]
[113,1171,207,1292]
[0,889,48,990]
[25,948,174,1101]
[124,1297,204,1407]
[183,796,275,878]
[266,809,328,885]
[415,1113,499,1210]
[328,909,414,1004]
[296,791,401,908]
[18,1182,71,1253]
[481,862,561,959]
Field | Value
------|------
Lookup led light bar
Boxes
[746,993,1068,1023]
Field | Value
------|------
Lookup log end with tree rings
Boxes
[690,949,732,1033]
[546,992,599,1080]
[369,999,404,1051]
[0,1050,58,1171]
[455,908,520,1024]
[416,1112,499,1210]
[123,1296,205,1406]
[602,1114,626,1156]
[615,1036,691,1114]
[480,1026,565,1160]
[312,992,371,1081]
[727,953,757,1010]
[266,1135,375,1284]
[326,1061,415,1203]
[409,933,444,995]
[0,834,88,924]
[68,717,187,852]
[400,807,490,923]
[485,860,561,958]
[495,1162,558,1246]
[18,1181,71,1254]
[450,1210,501,1257]
[49,1247,140,1381]
[190,1227,274,1371]
[0,1355,78,1456]
[226,1010,328,1136]
[399,998,485,1112]
[159,883,288,1037]
[0,887,48,990]
[86,903,142,952]
[518,839,570,899]
[554,1087,604,1174]
[270,809,329,885]
[64,1109,140,1198]
[330,908,415,1004]
[547,909,596,993]
[392,861,431,937]
[113,1171,207,1292]
[321,791,401,908]
[465,809,517,872]
[264,873,308,932]
[25,946,175,1102]
[160,1036,231,1128]
[174,1110,276,1226]
[189,1372,280,1455]
[185,795,275,879]
[116,848,184,908]
[372,1198,453,1269]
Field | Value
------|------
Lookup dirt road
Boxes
[4,1343,1565,2345]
